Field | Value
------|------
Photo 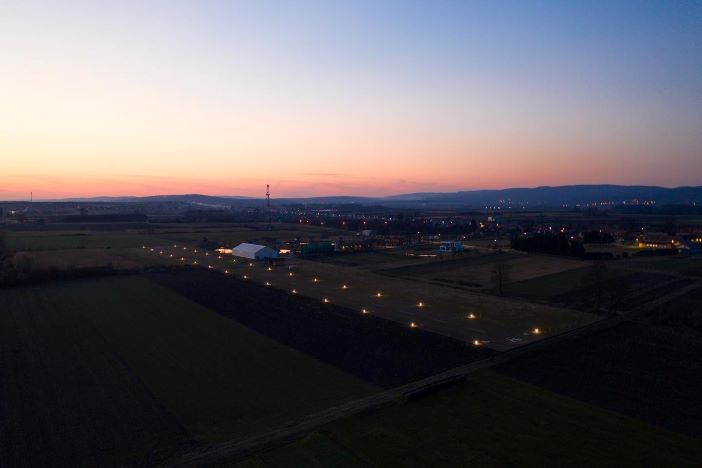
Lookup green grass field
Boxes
[231,371,702,467]
[6,276,376,444]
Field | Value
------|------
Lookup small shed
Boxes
[232,243,278,260]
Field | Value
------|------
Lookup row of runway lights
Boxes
[145,245,543,344]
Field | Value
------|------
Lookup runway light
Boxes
[208,265,212,269]
[292,289,297,294]
[249,263,254,267]
[194,250,198,253]
[243,275,248,279]
[149,248,154,252]
[410,322,417,328]
[323,298,330,303]
[533,328,541,334]
[233,259,237,263]
[173,245,177,248]
[376,292,382,297]
[180,257,185,261]
[288,272,293,276]
[193,261,198,265]
[313,278,319,283]
[205,252,209,256]
[473,340,481,346]
[225,270,229,274]
[267,267,272,271]
[468,313,476,319]
[218,256,223,259]
[265,282,271,286]
[169,254,174,257]
[142,245,146,249]
[417,301,424,307]
[361,308,368,314]
[342,284,348,289]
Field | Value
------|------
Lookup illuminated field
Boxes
[150,245,600,351]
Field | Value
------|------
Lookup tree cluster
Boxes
[511,234,585,257]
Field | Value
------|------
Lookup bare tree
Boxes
[583,261,609,312]
[492,258,511,296]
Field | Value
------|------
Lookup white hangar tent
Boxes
[232,243,278,260]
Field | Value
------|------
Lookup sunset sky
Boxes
[1,1,701,200]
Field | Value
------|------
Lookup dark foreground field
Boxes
[496,321,702,436]
[231,371,702,468]
[149,269,495,387]
[0,285,192,468]
[1,276,378,466]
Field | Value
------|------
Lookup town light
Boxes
[533,328,541,334]
[376,292,382,297]
[265,282,271,286]
[243,275,248,279]
[468,313,476,319]
[417,301,424,307]
[342,284,348,289]
[323,298,330,303]
[313,278,319,283]
[473,340,481,346]
[224,270,229,274]
[362,308,368,314]
[410,322,417,328]
[292,289,297,294]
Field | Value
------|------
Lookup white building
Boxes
[439,240,463,253]
[232,243,279,260]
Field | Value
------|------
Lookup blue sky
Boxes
[1,1,701,198]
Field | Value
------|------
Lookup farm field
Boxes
[0,276,378,466]
[496,321,702,436]
[58,276,377,441]
[5,229,167,251]
[151,245,600,351]
[12,246,166,271]
[149,269,495,387]
[0,283,191,468]
[378,250,585,288]
[4,222,345,252]
[504,265,624,300]
[230,371,702,468]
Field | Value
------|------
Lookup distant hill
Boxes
[56,185,702,208]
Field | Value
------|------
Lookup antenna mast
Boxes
[266,184,271,230]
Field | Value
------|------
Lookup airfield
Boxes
[147,244,599,351]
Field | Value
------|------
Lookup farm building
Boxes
[232,243,279,260]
